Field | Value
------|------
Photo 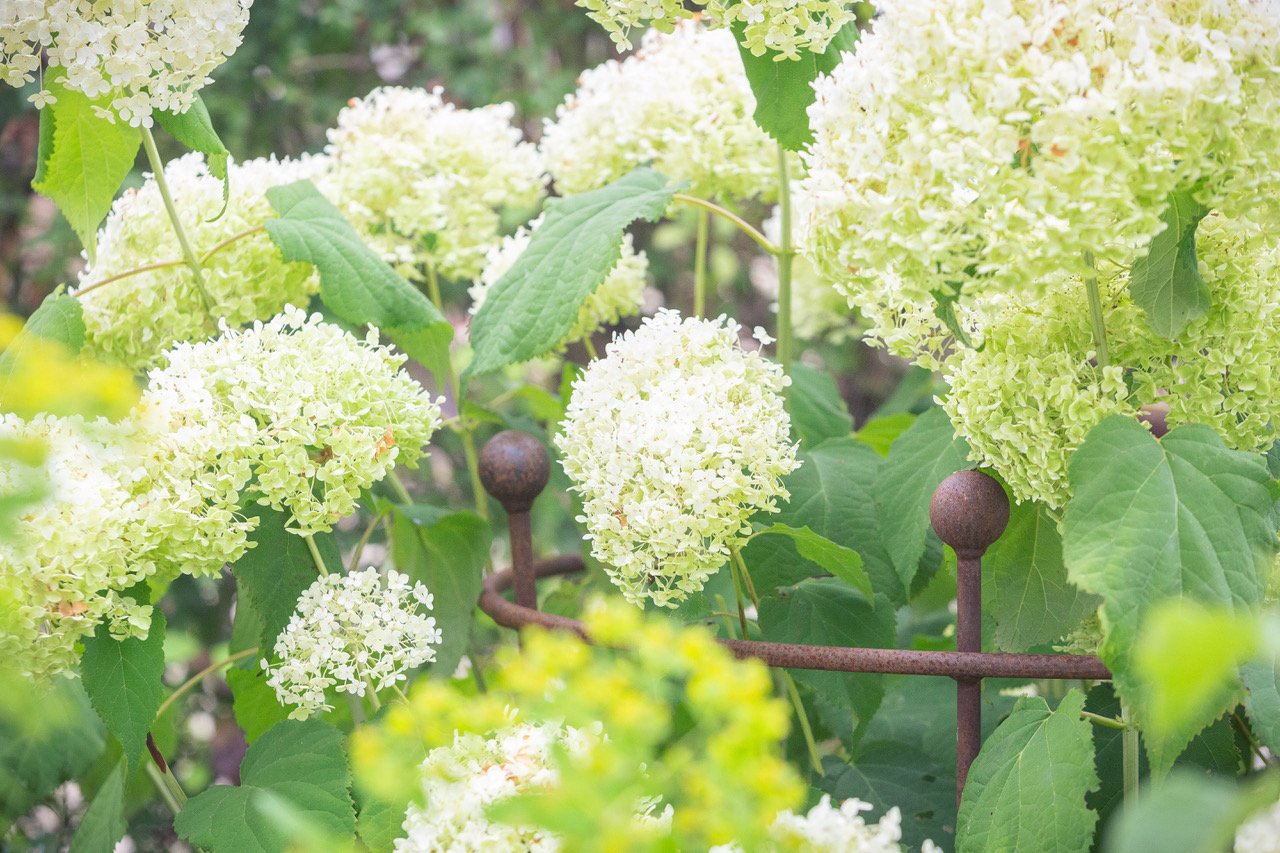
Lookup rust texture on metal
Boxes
[478,430,550,608]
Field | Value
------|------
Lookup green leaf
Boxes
[1063,416,1275,774]
[69,760,127,853]
[1104,771,1280,853]
[1128,190,1211,339]
[750,523,872,600]
[956,690,1099,853]
[31,77,140,255]
[228,668,292,744]
[0,678,104,821]
[356,794,407,853]
[390,507,490,677]
[758,578,894,745]
[80,609,167,771]
[874,406,972,590]
[0,288,86,386]
[263,180,453,383]
[233,505,341,652]
[788,362,853,446]
[985,499,1099,652]
[853,413,916,458]
[466,168,681,377]
[734,22,859,150]
[175,719,356,853]
[156,95,229,214]
[1243,640,1280,754]
[818,744,954,851]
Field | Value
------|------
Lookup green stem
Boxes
[1080,710,1127,731]
[673,194,777,255]
[304,534,331,576]
[423,259,446,313]
[732,547,760,608]
[387,470,414,504]
[775,143,794,376]
[156,647,259,720]
[349,510,387,573]
[1121,701,1140,804]
[1232,711,1271,768]
[1083,251,1109,368]
[461,429,490,521]
[366,683,383,713]
[75,225,265,298]
[727,555,750,640]
[693,208,710,318]
[781,671,824,777]
[583,336,599,361]
[144,763,183,815]
[139,126,214,315]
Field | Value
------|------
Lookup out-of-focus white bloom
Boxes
[324,86,546,281]
[75,153,328,370]
[555,310,799,607]
[800,0,1280,360]
[711,795,939,852]
[944,214,1280,508]
[144,306,442,534]
[468,217,648,348]
[264,568,441,719]
[575,0,850,58]
[755,206,858,344]
[396,722,595,852]
[540,22,779,202]
[1236,798,1280,853]
[1,0,252,125]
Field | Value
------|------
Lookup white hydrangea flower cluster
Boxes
[396,722,596,852]
[263,568,441,719]
[555,310,799,607]
[1236,798,1280,853]
[145,306,442,534]
[1,0,252,125]
[75,152,328,370]
[324,86,546,281]
[800,0,1280,357]
[0,411,253,679]
[712,795,941,853]
[468,217,648,348]
[944,214,1280,508]
[540,22,779,202]
[575,0,850,58]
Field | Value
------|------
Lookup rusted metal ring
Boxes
[478,557,1113,682]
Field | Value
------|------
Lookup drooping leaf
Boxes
[1063,416,1275,775]
[1104,771,1280,853]
[956,690,1099,853]
[227,668,293,744]
[175,719,356,853]
[749,523,872,600]
[818,743,955,851]
[233,504,342,652]
[874,406,972,590]
[80,609,167,771]
[758,578,894,745]
[263,180,453,383]
[787,362,853,446]
[69,760,127,853]
[390,507,490,677]
[734,22,859,150]
[1128,190,1211,339]
[466,168,682,377]
[31,77,140,256]
[156,95,230,213]
[985,499,1098,652]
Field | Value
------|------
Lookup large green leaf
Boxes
[1128,190,1210,339]
[1063,416,1275,773]
[263,180,453,383]
[758,578,894,745]
[735,22,859,150]
[31,77,140,256]
[1104,771,1280,853]
[1243,641,1280,754]
[874,406,972,590]
[466,168,681,377]
[787,362,853,447]
[69,760,127,853]
[749,523,872,600]
[819,744,955,851]
[984,499,1098,652]
[156,95,229,212]
[0,289,86,389]
[233,505,342,652]
[0,678,104,822]
[175,719,356,853]
[80,609,167,771]
[228,668,293,744]
[390,506,490,677]
[956,690,1099,853]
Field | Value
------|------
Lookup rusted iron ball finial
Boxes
[929,470,1010,557]
[478,430,551,514]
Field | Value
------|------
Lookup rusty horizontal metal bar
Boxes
[478,557,1113,682]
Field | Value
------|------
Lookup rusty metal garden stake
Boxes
[478,430,550,609]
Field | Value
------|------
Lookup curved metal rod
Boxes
[478,558,1113,682]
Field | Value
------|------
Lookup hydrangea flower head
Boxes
[1236,797,1280,853]
[540,22,779,202]
[263,568,441,719]
[144,306,442,534]
[324,86,546,281]
[468,217,648,348]
[713,795,940,852]
[1,0,252,125]
[75,153,328,370]
[555,311,799,607]
[800,0,1280,355]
